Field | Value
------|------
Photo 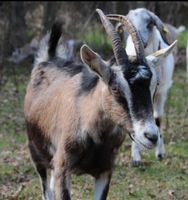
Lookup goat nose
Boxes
[144,132,158,144]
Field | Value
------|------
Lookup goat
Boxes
[107,8,178,166]
[24,9,176,199]
[115,9,184,64]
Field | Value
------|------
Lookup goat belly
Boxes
[65,135,122,178]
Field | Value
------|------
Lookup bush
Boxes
[77,23,113,59]
[177,28,188,48]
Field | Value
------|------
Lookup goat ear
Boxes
[115,23,125,42]
[80,44,111,83]
[146,40,177,66]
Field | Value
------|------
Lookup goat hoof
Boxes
[131,160,141,167]
[157,154,164,161]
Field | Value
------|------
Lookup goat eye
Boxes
[147,21,154,30]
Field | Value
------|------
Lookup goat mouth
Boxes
[128,132,135,141]
[129,132,154,150]
[137,139,154,150]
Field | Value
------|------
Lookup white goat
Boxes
[115,15,185,65]
[107,8,178,166]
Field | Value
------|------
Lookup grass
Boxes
[177,28,188,48]
[0,49,188,199]
[77,23,113,58]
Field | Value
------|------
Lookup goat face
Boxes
[126,8,168,48]
[127,8,155,47]
[108,60,160,149]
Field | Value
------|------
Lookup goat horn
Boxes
[96,9,130,67]
[107,14,146,64]
[147,10,170,45]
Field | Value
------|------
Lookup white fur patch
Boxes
[116,71,133,116]
[95,172,110,200]
[50,170,55,191]
[131,141,141,162]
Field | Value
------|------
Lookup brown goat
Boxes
[24,9,176,200]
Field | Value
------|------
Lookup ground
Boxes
[0,59,188,200]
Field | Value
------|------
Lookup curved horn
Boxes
[147,10,170,45]
[107,14,146,63]
[96,9,130,67]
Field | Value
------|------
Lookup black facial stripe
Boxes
[123,65,153,120]
[130,83,153,120]
[124,65,151,83]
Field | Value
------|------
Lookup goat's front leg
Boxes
[51,151,71,200]
[28,142,50,200]
[94,171,112,200]
[155,133,165,160]
[155,117,165,160]
[154,90,168,160]
[131,141,141,167]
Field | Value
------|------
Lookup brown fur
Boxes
[24,58,131,199]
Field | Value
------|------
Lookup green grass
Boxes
[177,28,188,48]
[77,23,113,58]
[0,55,188,199]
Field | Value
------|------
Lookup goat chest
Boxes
[65,129,125,178]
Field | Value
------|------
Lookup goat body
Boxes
[24,18,131,199]
[163,23,185,64]
[25,58,126,175]
[25,39,125,200]
[24,9,176,199]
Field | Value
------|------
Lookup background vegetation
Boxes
[0,1,188,200]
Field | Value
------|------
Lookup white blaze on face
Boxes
[116,70,132,110]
